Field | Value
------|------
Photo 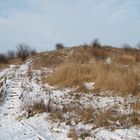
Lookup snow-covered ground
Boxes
[0,61,140,140]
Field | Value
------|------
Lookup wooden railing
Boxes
[0,75,6,93]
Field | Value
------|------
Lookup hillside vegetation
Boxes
[33,44,140,96]
[1,44,140,140]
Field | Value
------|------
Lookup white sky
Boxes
[0,0,140,52]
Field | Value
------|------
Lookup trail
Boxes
[0,63,51,140]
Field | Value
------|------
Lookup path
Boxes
[0,63,51,140]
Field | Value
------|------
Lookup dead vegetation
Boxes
[45,62,140,95]
[47,98,140,140]
[48,103,94,125]
[33,45,140,95]
[68,128,78,140]
[49,103,140,128]
[22,100,48,118]
[30,44,140,138]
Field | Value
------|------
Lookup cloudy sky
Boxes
[0,0,140,52]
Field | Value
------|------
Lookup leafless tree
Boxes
[16,43,30,61]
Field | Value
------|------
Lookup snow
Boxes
[94,128,140,140]
[0,60,140,140]
[106,58,112,64]
[0,62,54,140]
[83,82,95,90]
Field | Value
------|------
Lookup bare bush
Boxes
[91,38,100,47]
[55,43,65,50]
[16,43,30,61]
[0,53,8,64]
[7,50,15,60]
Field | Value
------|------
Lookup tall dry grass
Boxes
[46,62,140,95]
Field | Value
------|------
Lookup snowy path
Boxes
[0,64,51,140]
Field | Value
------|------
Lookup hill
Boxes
[0,45,140,140]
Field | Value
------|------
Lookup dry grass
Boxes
[33,45,140,67]
[8,58,23,65]
[32,45,140,95]
[49,110,64,122]
[115,54,137,64]
[48,102,140,132]
[131,99,140,112]
[32,50,68,69]
[68,128,78,140]
[46,61,140,95]
[130,98,140,125]
[94,106,140,129]
[77,106,94,124]
[0,64,8,69]
[49,103,94,125]
[31,101,47,114]
[33,46,111,69]
[0,58,23,69]
[22,100,47,117]
[95,109,127,129]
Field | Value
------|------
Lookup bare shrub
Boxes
[16,43,37,61]
[0,53,8,64]
[91,38,100,48]
[16,43,30,61]
[7,50,15,60]
[55,43,65,50]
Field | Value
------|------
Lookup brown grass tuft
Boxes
[68,128,78,140]
[22,100,48,117]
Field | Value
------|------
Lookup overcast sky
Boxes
[0,0,140,52]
